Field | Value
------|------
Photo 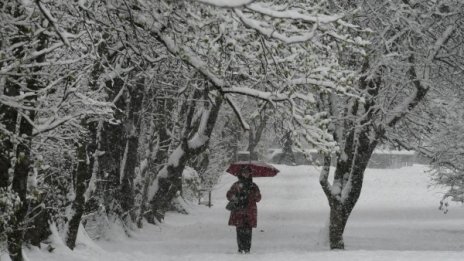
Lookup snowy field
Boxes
[5,164,464,261]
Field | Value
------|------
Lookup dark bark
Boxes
[66,136,93,250]
[149,92,223,222]
[278,131,296,165]
[119,79,144,221]
[221,115,241,163]
[322,59,384,250]
[0,4,24,189]
[327,133,377,249]
[328,202,349,249]
[247,113,269,161]
[96,78,126,215]
[6,20,47,261]
[138,92,173,226]
[23,202,50,247]
[7,142,31,261]
[7,83,38,260]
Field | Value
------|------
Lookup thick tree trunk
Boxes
[326,126,378,250]
[0,141,12,188]
[66,139,92,250]
[97,78,126,215]
[139,127,170,225]
[120,79,144,222]
[7,142,30,261]
[137,94,173,226]
[329,203,349,249]
[6,24,47,261]
[150,160,186,221]
[149,93,223,222]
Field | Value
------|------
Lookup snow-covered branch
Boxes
[386,24,456,127]
[36,0,71,46]
[319,155,335,201]
[234,9,318,44]
[222,87,289,102]
[224,94,250,130]
[193,0,256,7]
[246,3,344,24]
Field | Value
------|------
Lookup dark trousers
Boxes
[236,227,252,252]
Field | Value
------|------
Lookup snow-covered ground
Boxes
[6,164,464,261]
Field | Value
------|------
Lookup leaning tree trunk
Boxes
[148,92,223,222]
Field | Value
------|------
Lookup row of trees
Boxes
[0,0,462,260]
[0,1,359,260]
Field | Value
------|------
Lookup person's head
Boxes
[238,166,252,180]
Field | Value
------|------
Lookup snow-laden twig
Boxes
[36,0,71,46]
[234,9,318,44]
[246,3,344,24]
[0,32,85,74]
[222,86,289,102]
[223,94,250,130]
[386,24,456,127]
[19,55,89,68]
[193,0,256,7]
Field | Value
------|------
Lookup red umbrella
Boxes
[226,161,279,177]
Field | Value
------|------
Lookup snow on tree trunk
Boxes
[148,93,223,222]
[320,96,379,249]
[137,89,173,226]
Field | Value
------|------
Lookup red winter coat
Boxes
[227,181,261,228]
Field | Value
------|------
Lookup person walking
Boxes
[226,166,261,254]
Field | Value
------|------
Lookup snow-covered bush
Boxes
[0,187,21,247]
[182,167,202,203]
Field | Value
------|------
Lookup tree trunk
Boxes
[0,141,11,188]
[279,131,296,165]
[66,137,93,250]
[329,203,349,249]
[97,78,126,216]
[149,92,223,222]
[247,113,268,161]
[6,22,47,261]
[7,143,30,261]
[119,79,144,222]
[137,94,173,226]
[326,126,378,250]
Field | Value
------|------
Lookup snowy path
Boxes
[18,164,464,261]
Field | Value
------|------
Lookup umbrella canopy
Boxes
[226,161,279,177]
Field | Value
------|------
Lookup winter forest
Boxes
[1,0,464,260]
